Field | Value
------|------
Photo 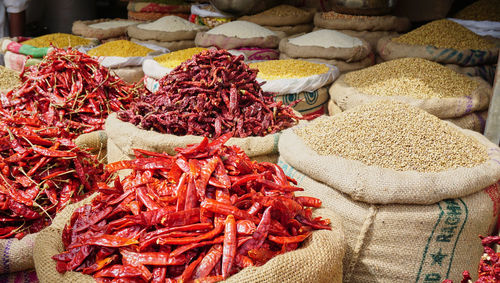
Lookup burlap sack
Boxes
[329,75,492,119]
[0,269,38,283]
[264,24,313,36]
[446,110,488,133]
[195,31,280,50]
[279,53,374,74]
[74,130,108,163]
[127,11,189,21]
[314,12,410,32]
[239,8,314,26]
[127,23,205,42]
[279,36,371,62]
[106,113,283,164]
[131,38,195,51]
[34,206,344,283]
[0,234,37,274]
[278,124,500,282]
[231,47,279,61]
[328,99,342,116]
[110,66,144,83]
[72,19,138,40]
[338,30,399,50]
[445,64,496,85]
[377,36,500,66]
[275,86,330,116]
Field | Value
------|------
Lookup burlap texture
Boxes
[195,32,280,50]
[127,11,189,21]
[277,156,498,283]
[377,36,500,66]
[279,36,371,62]
[75,131,108,163]
[327,99,343,116]
[279,53,374,73]
[329,75,492,119]
[105,113,282,164]
[231,47,279,61]
[445,64,496,85]
[0,234,37,274]
[275,86,330,116]
[338,30,399,50]
[127,24,204,41]
[446,110,488,133]
[131,38,195,51]
[111,66,144,83]
[314,12,410,32]
[239,9,314,26]
[34,206,344,283]
[72,19,138,40]
[263,24,313,36]
[278,124,500,205]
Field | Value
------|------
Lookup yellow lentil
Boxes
[88,40,154,57]
[154,47,207,68]
[393,19,494,50]
[0,66,20,91]
[259,5,309,17]
[454,0,500,22]
[249,59,329,80]
[295,100,489,172]
[22,33,91,48]
[344,58,479,99]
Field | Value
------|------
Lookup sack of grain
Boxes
[279,52,374,74]
[142,47,208,79]
[329,58,492,119]
[131,38,195,51]
[127,16,206,42]
[393,0,454,22]
[453,0,500,22]
[34,203,345,283]
[111,66,144,83]
[72,19,139,40]
[377,20,499,66]
[128,11,189,21]
[0,66,21,94]
[278,101,500,282]
[327,99,342,116]
[335,29,399,50]
[195,21,281,50]
[264,24,313,36]
[279,29,371,62]
[314,11,410,32]
[445,64,496,85]
[231,47,279,61]
[127,1,191,14]
[446,111,488,133]
[239,5,314,26]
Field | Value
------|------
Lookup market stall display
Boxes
[127,0,191,21]
[72,19,139,41]
[195,21,282,60]
[249,59,339,116]
[279,100,500,282]
[279,29,373,73]
[35,135,344,282]
[328,58,492,132]
[142,47,207,80]
[239,5,314,36]
[189,3,234,28]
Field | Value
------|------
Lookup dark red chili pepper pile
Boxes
[118,49,300,138]
[53,133,330,282]
[0,47,141,136]
[0,110,107,239]
[443,235,500,283]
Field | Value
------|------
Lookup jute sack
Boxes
[279,35,371,62]
[264,24,313,36]
[279,53,374,73]
[72,19,139,40]
[34,206,344,283]
[231,47,280,61]
[106,113,282,165]
[195,31,280,50]
[127,23,206,42]
[446,110,488,133]
[239,8,314,26]
[377,36,500,66]
[278,125,500,282]
[131,38,195,51]
[111,66,144,83]
[327,99,342,116]
[337,29,399,50]
[275,86,330,116]
[313,12,410,32]
[74,130,108,163]
[445,64,496,85]
[329,74,492,119]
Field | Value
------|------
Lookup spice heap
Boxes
[344,58,479,99]
[154,47,207,68]
[454,0,500,22]
[249,59,329,80]
[53,134,330,282]
[295,101,488,172]
[119,49,300,138]
[0,110,106,239]
[22,33,92,48]
[88,40,154,57]
[0,66,21,91]
[393,19,494,50]
[2,48,140,136]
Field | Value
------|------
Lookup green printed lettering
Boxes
[444,216,460,225]
[436,233,452,242]
[424,273,442,282]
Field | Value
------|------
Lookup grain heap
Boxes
[329,58,492,132]
[239,5,315,36]
[250,59,329,80]
[153,47,207,68]
[126,0,191,21]
[128,15,206,51]
[454,0,500,22]
[196,21,281,60]
[88,40,153,57]
[0,66,20,92]
[313,10,410,49]
[279,29,373,73]
[278,100,500,283]
[72,19,138,41]
[22,33,91,48]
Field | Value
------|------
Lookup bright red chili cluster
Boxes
[118,49,300,138]
[0,48,140,136]
[0,110,107,239]
[443,236,500,283]
[53,133,330,282]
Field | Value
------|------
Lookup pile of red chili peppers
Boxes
[0,110,107,239]
[118,49,300,138]
[0,48,140,136]
[53,133,330,282]
[443,236,500,283]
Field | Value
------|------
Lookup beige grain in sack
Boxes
[34,205,345,283]
[279,53,374,74]
[74,130,107,163]
[329,74,492,119]
[72,19,138,40]
[131,38,196,51]
[106,113,281,164]
[111,66,144,83]
[313,12,410,32]
[278,122,500,282]
[239,5,314,26]
[264,24,313,36]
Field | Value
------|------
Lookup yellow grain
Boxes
[249,59,329,80]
